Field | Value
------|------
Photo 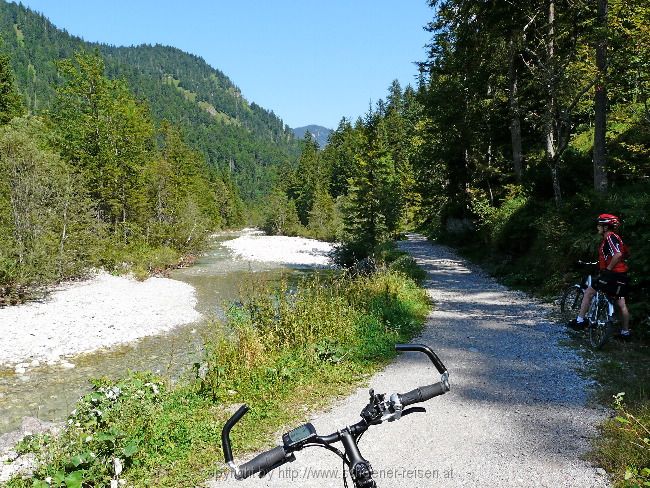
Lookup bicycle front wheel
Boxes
[560,285,584,321]
[588,296,613,349]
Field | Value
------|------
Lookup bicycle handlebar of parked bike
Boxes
[221,343,450,481]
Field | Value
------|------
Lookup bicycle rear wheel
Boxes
[588,296,613,349]
[560,285,584,321]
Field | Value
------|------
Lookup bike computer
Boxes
[282,423,317,448]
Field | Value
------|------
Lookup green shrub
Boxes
[8,373,167,488]
[333,240,427,286]
[261,190,303,236]
[0,117,98,296]
[387,255,427,285]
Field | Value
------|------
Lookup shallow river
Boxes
[0,231,320,435]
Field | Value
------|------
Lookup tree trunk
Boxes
[508,37,523,182]
[58,175,70,276]
[593,0,608,193]
[551,166,562,204]
[546,0,562,205]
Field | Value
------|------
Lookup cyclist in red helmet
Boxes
[568,214,631,339]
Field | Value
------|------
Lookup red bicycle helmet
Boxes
[596,213,620,228]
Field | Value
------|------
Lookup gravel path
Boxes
[208,234,610,487]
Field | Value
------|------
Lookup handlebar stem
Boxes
[227,462,241,480]
[340,429,375,486]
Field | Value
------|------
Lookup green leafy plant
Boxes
[593,392,650,488]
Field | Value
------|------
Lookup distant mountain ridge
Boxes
[0,0,302,199]
[293,125,332,148]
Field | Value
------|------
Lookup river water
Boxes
[0,231,322,435]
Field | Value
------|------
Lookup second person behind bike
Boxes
[568,214,631,339]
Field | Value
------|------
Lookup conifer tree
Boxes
[0,117,95,287]
[0,48,24,125]
[263,189,301,236]
[290,132,322,225]
[211,167,245,228]
[321,118,360,198]
[307,186,340,241]
[155,121,218,247]
[341,110,400,260]
[49,50,155,237]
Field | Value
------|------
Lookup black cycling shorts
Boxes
[594,270,629,298]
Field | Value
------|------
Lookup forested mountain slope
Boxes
[0,0,301,199]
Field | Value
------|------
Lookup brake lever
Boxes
[367,398,426,425]
[401,407,426,417]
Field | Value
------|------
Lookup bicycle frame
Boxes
[592,291,614,318]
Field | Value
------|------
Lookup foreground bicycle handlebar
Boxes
[221,343,450,487]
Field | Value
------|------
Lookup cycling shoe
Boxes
[567,318,586,330]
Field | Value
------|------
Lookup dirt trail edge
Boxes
[207,234,609,488]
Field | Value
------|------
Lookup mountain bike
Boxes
[560,262,617,349]
[221,343,450,488]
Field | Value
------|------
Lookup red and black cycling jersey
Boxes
[598,231,629,273]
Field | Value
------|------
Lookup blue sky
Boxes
[17,1,433,129]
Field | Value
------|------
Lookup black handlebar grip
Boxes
[239,446,288,479]
[399,382,448,407]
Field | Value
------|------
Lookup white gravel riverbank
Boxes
[0,271,201,370]
[222,232,334,267]
[0,231,337,481]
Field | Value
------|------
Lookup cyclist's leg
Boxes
[578,286,596,319]
[615,296,630,333]
[568,286,596,328]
